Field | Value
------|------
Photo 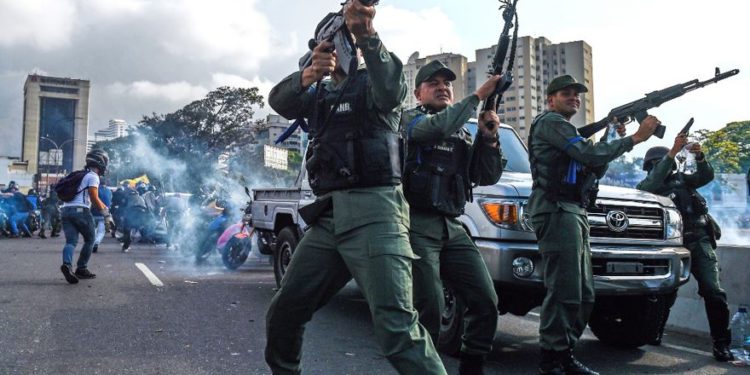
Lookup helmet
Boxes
[86,149,109,172]
[27,188,37,196]
[643,146,669,171]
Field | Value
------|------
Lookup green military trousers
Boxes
[685,228,730,341]
[531,210,595,352]
[410,227,499,355]
[265,212,447,375]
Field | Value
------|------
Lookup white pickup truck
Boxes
[251,122,691,351]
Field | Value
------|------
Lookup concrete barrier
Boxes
[667,245,750,336]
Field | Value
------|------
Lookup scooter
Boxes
[218,191,254,270]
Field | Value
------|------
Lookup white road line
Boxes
[661,343,713,357]
[520,311,713,358]
[135,263,164,287]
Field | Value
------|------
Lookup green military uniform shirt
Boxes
[636,154,714,196]
[401,94,503,239]
[527,111,634,217]
[268,34,410,235]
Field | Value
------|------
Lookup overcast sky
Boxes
[0,0,747,158]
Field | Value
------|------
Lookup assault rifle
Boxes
[298,0,379,76]
[578,68,740,139]
[481,0,519,130]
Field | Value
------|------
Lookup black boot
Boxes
[458,352,486,375]
[560,352,599,375]
[539,349,565,375]
[712,337,734,362]
[39,230,47,239]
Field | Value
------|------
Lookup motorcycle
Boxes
[194,195,231,263]
[218,189,254,270]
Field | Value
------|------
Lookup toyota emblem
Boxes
[606,210,629,232]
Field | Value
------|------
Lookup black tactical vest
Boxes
[528,111,591,206]
[305,70,402,195]
[650,172,709,228]
[403,112,472,217]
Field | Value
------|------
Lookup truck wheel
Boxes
[438,285,465,356]
[588,294,672,348]
[274,228,298,288]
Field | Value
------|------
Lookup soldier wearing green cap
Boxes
[528,74,661,374]
[401,60,503,374]
[265,2,446,374]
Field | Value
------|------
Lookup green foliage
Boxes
[693,120,750,173]
[96,86,270,191]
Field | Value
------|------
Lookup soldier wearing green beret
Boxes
[528,75,660,374]
[264,2,446,374]
[637,135,734,362]
[401,60,503,374]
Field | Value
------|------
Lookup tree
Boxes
[693,120,750,173]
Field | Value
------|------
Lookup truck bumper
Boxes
[475,239,691,296]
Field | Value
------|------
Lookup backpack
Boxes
[54,170,90,202]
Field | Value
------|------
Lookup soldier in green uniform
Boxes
[264,2,446,374]
[528,75,659,375]
[637,135,734,362]
[401,60,503,375]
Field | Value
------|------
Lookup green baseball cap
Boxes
[546,74,588,95]
[415,60,456,87]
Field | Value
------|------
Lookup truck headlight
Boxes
[665,208,682,240]
[480,199,533,231]
[512,257,535,278]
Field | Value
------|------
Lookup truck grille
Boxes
[588,202,664,240]
[592,258,670,277]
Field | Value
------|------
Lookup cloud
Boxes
[376,6,463,62]
[107,81,208,103]
[0,0,77,50]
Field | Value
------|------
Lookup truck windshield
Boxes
[464,121,531,173]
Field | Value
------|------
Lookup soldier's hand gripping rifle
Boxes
[481,0,519,130]
[578,67,740,139]
[278,0,379,144]
[298,0,379,77]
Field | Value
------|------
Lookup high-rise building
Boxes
[266,114,304,154]
[88,119,129,151]
[22,74,90,177]
[403,52,469,110]
[473,36,594,141]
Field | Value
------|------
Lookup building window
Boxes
[40,86,79,94]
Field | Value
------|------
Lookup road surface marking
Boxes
[524,311,713,358]
[661,343,712,357]
[135,263,164,287]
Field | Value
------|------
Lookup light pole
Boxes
[39,137,78,193]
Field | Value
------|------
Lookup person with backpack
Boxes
[58,149,113,284]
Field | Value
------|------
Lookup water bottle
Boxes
[730,304,750,362]
[605,122,622,143]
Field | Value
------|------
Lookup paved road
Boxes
[0,236,746,374]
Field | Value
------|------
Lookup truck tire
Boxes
[588,294,672,348]
[438,285,465,356]
[274,228,298,288]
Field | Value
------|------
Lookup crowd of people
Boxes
[0,181,62,239]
